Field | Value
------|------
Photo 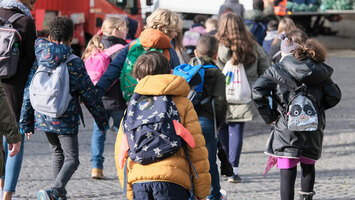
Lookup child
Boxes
[182,15,207,58]
[189,35,228,199]
[205,18,218,35]
[114,51,211,200]
[82,16,127,179]
[216,12,269,183]
[262,19,278,56]
[19,17,109,200]
[95,8,182,100]
[252,29,341,200]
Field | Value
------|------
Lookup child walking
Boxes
[216,12,269,183]
[19,17,109,200]
[82,16,127,179]
[114,51,211,200]
[189,35,228,200]
[95,8,182,100]
[252,29,341,200]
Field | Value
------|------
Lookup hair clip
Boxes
[279,33,287,40]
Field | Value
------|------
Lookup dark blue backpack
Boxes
[245,19,267,45]
[122,93,182,165]
[173,61,218,109]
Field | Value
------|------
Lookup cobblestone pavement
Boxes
[13,51,355,200]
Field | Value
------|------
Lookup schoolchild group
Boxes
[0,0,341,200]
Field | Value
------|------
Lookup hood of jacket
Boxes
[280,55,333,86]
[244,9,266,21]
[0,0,32,17]
[34,38,72,68]
[134,74,189,97]
[138,28,172,49]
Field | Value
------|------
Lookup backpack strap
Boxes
[65,54,86,127]
[8,13,25,23]
[104,43,125,57]
[122,157,129,197]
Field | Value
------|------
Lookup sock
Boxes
[233,167,238,175]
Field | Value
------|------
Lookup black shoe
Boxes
[227,174,242,183]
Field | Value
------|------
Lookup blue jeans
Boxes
[219,122,245,168]
[133,181,190,200]
[91,110,124,169]
[198,116,221,200]
[2,134,25,192]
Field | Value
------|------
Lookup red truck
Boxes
[32,0,144,54]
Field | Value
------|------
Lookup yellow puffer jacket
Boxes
[115,74,211,199]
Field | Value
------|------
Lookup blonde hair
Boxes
[145,8,185,62]
[272,17,297,45]
[145,8,183,37]
[82,16,127,61]
[205,18,218,33]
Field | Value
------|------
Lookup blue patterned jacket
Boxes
[20,38,109,134]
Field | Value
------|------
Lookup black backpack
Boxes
[0,13,24,79]
[122,93,182,164]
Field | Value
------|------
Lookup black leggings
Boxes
[280,163,315,200]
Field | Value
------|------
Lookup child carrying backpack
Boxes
[19,17,109,200]
[95,8,182,102]
[82,16,127,180]
[175,35,228,199]
[114,51,211,200]
[252,29,341,200]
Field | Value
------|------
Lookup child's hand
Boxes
[25,132,33,140]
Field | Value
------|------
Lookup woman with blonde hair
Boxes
[270,17,297,63]
[82,16,128,179]
[216,12,269,183]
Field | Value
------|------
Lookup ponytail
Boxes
[293,39,326,63]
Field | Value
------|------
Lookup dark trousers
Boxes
[280,163,315,200]
[132,181,190,200]
[45,133,80,199]
[219,122,245,168]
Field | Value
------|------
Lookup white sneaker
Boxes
[220,189,228,200]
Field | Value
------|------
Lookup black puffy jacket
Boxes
[252,55,341,160]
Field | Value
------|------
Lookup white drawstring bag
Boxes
[222,60,252,104]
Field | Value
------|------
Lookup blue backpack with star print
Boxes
[122,93,182,165]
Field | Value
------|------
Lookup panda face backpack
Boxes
[263,71,319,132]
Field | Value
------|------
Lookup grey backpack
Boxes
[29,54,79,118]
[0,13,24,79]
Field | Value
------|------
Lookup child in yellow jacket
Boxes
[115,51,211,200]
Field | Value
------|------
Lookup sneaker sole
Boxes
[227,179,241,183]
[37,190,53,200]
